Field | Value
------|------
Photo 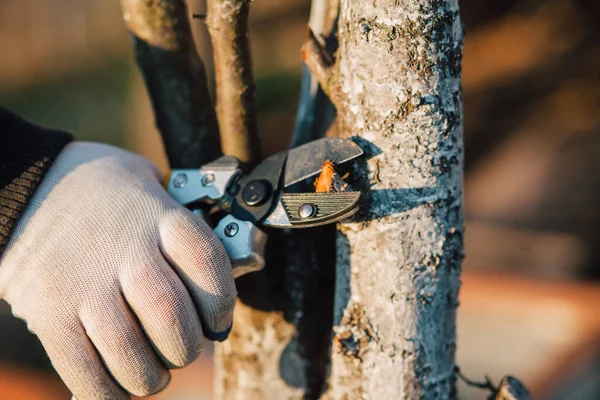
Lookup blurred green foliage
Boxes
[0,60,301,150]
[255,71,301,115]
[0,58,132,147]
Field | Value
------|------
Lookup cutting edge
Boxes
[283,137,363,187]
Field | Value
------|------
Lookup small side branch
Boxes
[456,367,496,391]
[121,0,221,168]
[456,368,532,400]
[301,28,342,111]
[494,376,532,400]
[206,0,260,167]
[292,0,339,147]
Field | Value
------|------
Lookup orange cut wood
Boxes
[314,160,335,193]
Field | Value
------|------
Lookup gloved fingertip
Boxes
[204,324,232,342]
[153,372,172,395]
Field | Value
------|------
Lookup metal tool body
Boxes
[166,137,363,278]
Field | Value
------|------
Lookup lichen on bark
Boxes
[124,0,465,397]
[327,0,465,398]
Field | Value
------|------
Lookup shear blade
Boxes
[263,192,361,228]
[283,137,363,187]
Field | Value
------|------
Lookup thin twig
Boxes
[206,0,260,167]
[121,0,221,168]
[301,28,339,105]
[456,368,532,400]
[456,367,497,391]
[292,0,339,147]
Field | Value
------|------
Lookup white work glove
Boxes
[0,143,237,399]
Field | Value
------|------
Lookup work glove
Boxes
[0,143,236,399]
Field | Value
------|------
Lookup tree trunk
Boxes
[327,0,464,398]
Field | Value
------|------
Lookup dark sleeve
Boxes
[0,107,73,255]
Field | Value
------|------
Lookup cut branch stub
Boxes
[121,0,221,168]
[122,0,187,51]
[206,0,260,167]
[302,28,342,110]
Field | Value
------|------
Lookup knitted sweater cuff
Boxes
[0,107,73,255]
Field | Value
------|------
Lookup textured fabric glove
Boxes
[0,143,236,399]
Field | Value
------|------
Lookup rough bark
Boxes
[121,0,221,168]
[214,227,337,400]
[206,0,260,166]
[125,0,464,398]
[325,1,465,398]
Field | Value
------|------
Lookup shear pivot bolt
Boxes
[298,203,316,219]
[173,173,188,188]
[224,222,239,237]
[242,180,270,206]
[202,173,215,187]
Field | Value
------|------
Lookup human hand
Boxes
[0,143,236,399]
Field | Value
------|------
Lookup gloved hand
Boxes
[0,143,237,399]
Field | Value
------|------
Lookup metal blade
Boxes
[263,192,361,228]
[283,137,363,187]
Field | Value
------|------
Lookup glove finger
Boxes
[121,257,204,368]
[37,323,129,400]
[159,208,237,340]
[81,295,170,397]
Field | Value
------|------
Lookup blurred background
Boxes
[0,0,599,399]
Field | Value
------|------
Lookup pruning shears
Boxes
[165,137,363,278]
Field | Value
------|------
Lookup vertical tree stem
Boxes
[121,0,221,168]
[213,1,339,399]
[329,0,465,398]
[206,0,260,166]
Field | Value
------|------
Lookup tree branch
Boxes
[456,368,532,400]
[301,28,341,109]
[206,0,260,167]
[292,0,339,147]
[456,367,497,391]
[213,2,341,398]
[493,377,532,400]
[121,0,221,168]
